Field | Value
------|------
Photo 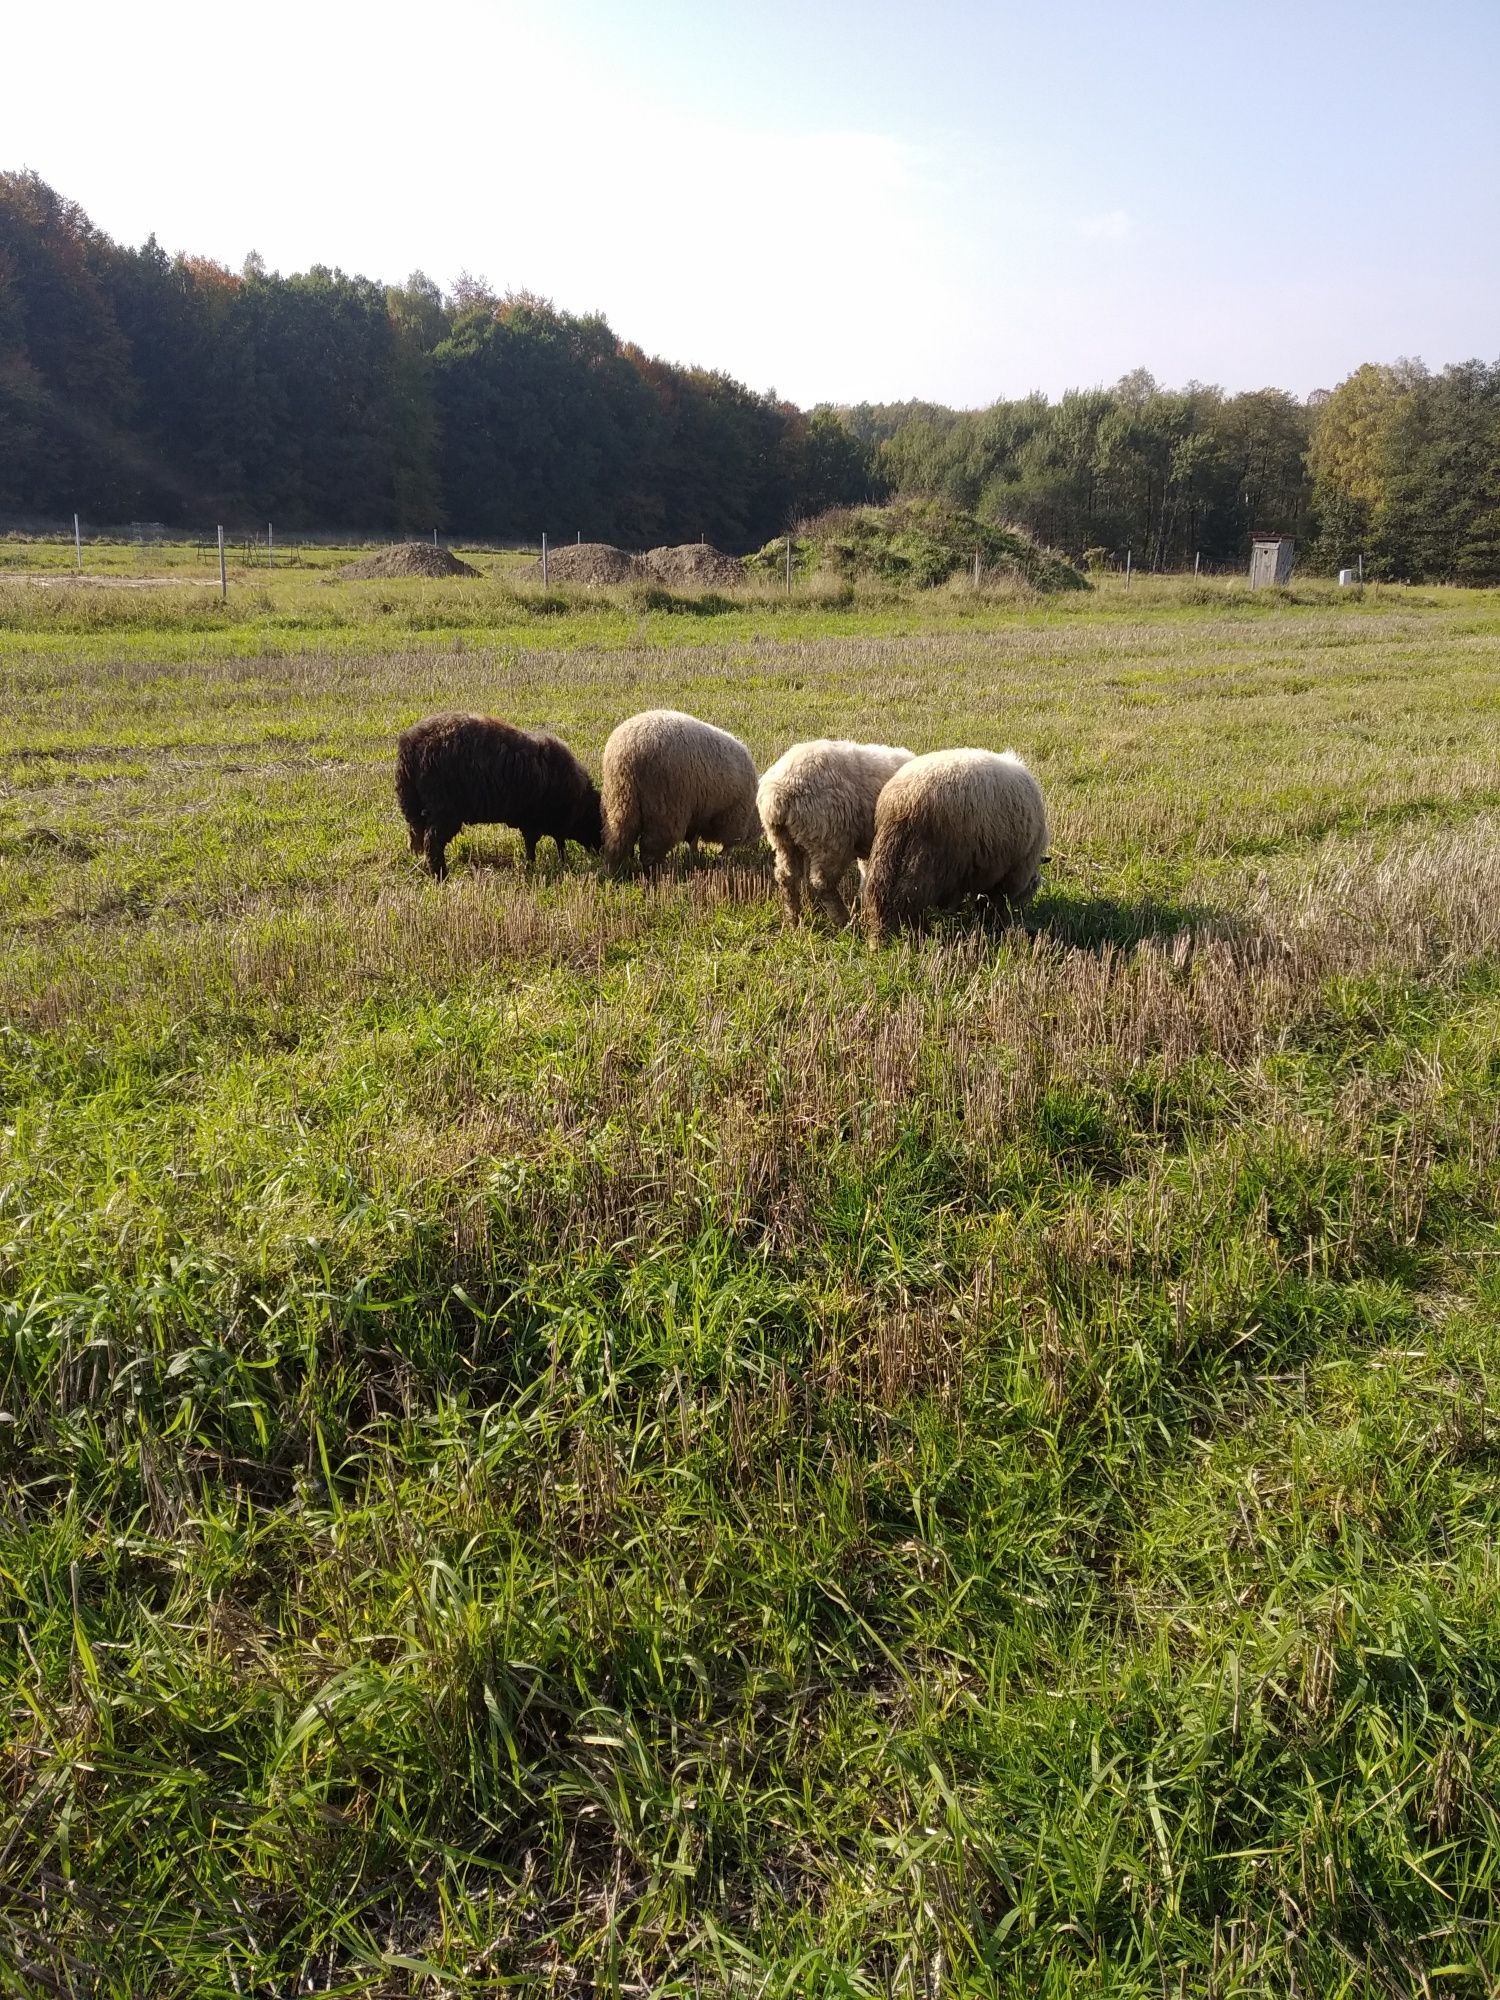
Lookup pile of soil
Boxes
[339,542,479,580]
[641,543,745,587]
[525,543,641,586]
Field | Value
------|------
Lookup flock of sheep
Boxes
[395,709,1049,940]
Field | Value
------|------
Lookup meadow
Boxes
[2,556,1499,1996]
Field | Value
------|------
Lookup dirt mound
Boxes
[339,542,479,580]
[641,543,746,588]
[524,543,641,586]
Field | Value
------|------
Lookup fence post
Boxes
[268,522,274,569]
[74,513,82,571]
[1125,548,1132,588]
[785,535,792,594]
[1358,552,1364,583]
[218,526,227,603]
[1194,550,1200,577]
[973,543,981,589]
[542,532,549,588]
[433,528,438,546]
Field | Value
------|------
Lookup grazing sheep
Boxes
[601,709,760,874]
[862,748,1048,940]
[395,712,602,879]
[756,738,913,927]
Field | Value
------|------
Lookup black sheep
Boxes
[395,713,603,879]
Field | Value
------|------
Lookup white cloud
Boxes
[1074,209,1134,243]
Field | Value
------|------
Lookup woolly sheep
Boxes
[395,712,602,879]
[601,709,760,874]
[862,748,1048,940]
[756,738,913,927]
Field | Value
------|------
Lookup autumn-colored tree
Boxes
[1309,361,1412,507]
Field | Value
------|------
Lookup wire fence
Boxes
[0,515,544,571]
[1,516,1344,587]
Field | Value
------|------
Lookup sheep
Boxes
[395,712,602,880]
[862,748,1048,940]
[601,709,760,874]
[756,738,913,927]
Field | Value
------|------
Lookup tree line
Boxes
[847,359,1500,582]
[0,172,869,550]
[3,171,1497,577]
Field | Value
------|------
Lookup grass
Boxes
[2,561,1500,1995]
[0,533,540,577]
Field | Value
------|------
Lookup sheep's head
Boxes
[730,797,763,848]
[572,783,605,852]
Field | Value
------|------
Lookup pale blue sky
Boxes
[9,0,1498,405]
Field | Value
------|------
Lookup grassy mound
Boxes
[749,499,1088,591]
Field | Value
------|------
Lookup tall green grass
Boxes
[2,587,1499,1994]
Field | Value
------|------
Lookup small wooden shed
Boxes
[1249,535,1295,587]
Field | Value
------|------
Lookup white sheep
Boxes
[756,738,913,927]
[601,709,760,874]
[862,748,1049,940]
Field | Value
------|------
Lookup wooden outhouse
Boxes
[1249,535,1295,587]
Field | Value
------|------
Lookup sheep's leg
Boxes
[602,833,631,878]
[807,842,855,928]
[406,819,426,856]
[553,835,569,870]
[773,840,805,925]
[639,829,675,877]
[424,823,456,879]
[522,831,539,874]
[808,862,851,930]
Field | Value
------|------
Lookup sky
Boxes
[7,0,1499,408]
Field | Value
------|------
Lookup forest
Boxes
[3,170,1498,578]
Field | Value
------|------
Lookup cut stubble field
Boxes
[2,575,1499,1997]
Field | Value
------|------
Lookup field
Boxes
[2,557,1500,1997]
